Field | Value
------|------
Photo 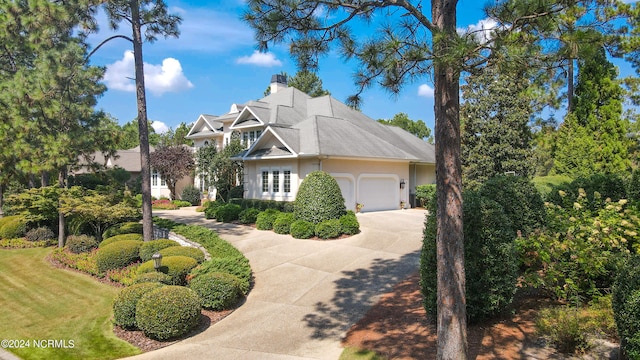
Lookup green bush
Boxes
[99,233,143,248]
[96,240,143,273]
[159,246,205,263]
[135,286,201,340]
[102,222,143,239]
[273,213,295,234]
[189,257,251,294]
[315,219,341,239]
[290,220,315,239]
[181,185,201,206]
[137,255,198,286]
[421,190,518,323]
[189,272,243,310]
[133,272,173,285]
[138,239,180,261]
[229,198,292,211]
[66,234,99,254]
[239,208,261,224]
[255,209,280,230]
[536,305,590,354]
[0,215,27,239]
[547,173,627,210]
[339,211,360,235]
[415,184,436,208]
[294,171,346,224]
[532,175,573,197]
[171,200,192,208]
[203,201,222,219]
[113,282,164,329]
[24,227,55,242]
[628,169,640,204]
[216,204,242,223]
[613,256,640,359]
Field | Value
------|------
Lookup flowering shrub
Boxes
[151,199,178,210]
[0,238,55,248]
[51,248,101,276]
[106,262,141,286]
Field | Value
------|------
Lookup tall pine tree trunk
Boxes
[57,167,67,248]
[433,0,467,359]
[130,0,153,241]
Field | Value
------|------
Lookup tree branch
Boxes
[85,34,133,61]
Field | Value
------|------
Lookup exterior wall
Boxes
[409,163,436,208]
[243,158,307,202]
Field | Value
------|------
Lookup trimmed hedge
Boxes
[294,171,346,224]
[66,234,99,254]
[137,255,198,286]
[133,272,173,285]
[239,208,260,224]
[136,286,201,340]
[315,219,342,239]
[189,272,242,310]
[273,213,295,234]
[189,257,251,295]
[0,215,27,239]
[138,239,180,261]
[99,233,143,248]
[613,256,640,359]
[216,204,242,223]
[159,246,205,263]
[255,209,280,230]
[96,240,143,273]
[102,222,143,240]
[229,198,293,212]
[290,220,315,239]
[113,282,164,329]
[339,211,360,235]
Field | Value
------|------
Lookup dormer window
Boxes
[242,130,262,147]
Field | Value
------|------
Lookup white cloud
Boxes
[459,18,498,44]
[418,84,434,98]
[151,120,169,134]
[103,51,194,96]
[236,51,283,67]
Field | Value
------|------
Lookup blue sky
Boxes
[86,0,638,135]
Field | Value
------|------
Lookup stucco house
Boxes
[186,75,436,212]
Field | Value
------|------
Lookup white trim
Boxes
[243,127,298,159]
[230,107,266,129]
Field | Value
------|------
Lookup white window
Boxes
[262,170,269,193]
[273,170,280,193]
[284,170,291,193]
[152,171,158,186]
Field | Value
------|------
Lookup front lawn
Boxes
[0,248,140,360]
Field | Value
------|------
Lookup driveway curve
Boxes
[126,208,426,360]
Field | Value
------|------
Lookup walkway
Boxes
[126,207,426,360]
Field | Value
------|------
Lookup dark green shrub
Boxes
[0,215,27,239]
[96,240,143,273]
[159,246,205,263]
[138,239,180,261]
[135,286,201,340]
[415,184,436,208]
[339,211,360,235]
[99,233,143,248]
[273,213,295,234]
[315,219,341,239]
[181,185,201,206]
[137,255,198,286]
[24,227,55,242]
[113,282,164,329]
[294,171,346,224]
[189,272,243,310]
[239,208,261,224]
[547,173,627,210]
[102,222,143,239]
[189,257,251,294]
[613,256,640,359]
[171,200,192,208]
[203,201,222,219]
[290,220,315,239]
[134,272,173,285]
[66,234,99,254]
[255,209,280,230]
[282,201,295,213]
[421,190,518,323]
[215,204,242,223]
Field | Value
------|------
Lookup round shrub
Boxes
[204,201,222,219]
[189,272,243,310]
[290,220,315,239]
[315,219,341,239]
[159,246,205,263]
[0,215,27,239]
[339,211,360,235]
[66,234,99,254]
[273,213,295,234]
[239,208,261,224]
[216,204,242,223]
[189,257,251,294]
[137,255,198,285]
[181,185,202,206]
[613,256,640,358]
[99,233,143,248]
[294,171,346,224]
[25,227,55,242]
[138,239,180,261]
[136,286,201,340]
[102,222,143,239]
[96,240,143,273]
[113,282,164,329]
[255,209,280,230]
[134,272,173,285]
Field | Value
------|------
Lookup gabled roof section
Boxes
[230,105,269,129]
[186,114,223,139]
[243,126,298,159]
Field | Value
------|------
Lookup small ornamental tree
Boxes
[150,145,195,200]
[294,171,346,224]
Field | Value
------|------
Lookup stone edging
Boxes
[152,225,211,261]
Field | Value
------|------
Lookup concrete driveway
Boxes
[126,208,426,360]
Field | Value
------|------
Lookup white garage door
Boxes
[358,175,399,212]
[333,175,355,211]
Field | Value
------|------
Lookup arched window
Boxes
[204,140,209,146]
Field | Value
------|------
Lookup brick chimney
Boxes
[270,74,287,94]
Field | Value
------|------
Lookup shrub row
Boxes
[228,198,294,212]
[255,209,359,239]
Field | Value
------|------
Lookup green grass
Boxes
[339,346,385,360]
[0,248,140,360]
